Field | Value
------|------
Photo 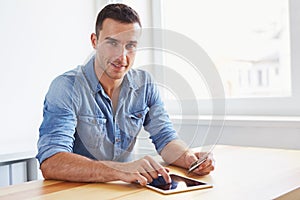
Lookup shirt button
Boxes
[115,138,121,143]
[137,113,142,118]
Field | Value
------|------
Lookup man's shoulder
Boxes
[53,66,82,83]
[125,69,156,90]
[49,66,84,92]
[60,66,83,79]
[127,68,153,82]
[45,66,84,108]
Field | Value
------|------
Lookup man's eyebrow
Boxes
[105,36,137,44]
[128,40,138,44]
[105,37,120,42]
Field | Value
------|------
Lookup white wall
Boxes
[171,118,300,150]
[0,0,97,148]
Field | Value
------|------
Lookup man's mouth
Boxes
[110,62,127,69]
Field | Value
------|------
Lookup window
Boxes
[162,0,290,99]
[159,0,300,116]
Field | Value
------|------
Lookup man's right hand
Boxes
[112,155,171,186]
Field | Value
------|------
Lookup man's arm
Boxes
[160,140,215,176]
[40,152,171,186]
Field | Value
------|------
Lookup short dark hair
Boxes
[95,3,141,37]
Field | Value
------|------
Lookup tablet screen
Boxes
[148,174,206,191]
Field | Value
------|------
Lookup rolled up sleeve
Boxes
[143,79,178,154]
[36,76,78,165]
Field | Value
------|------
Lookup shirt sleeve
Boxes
[143,74,178,154]
[36,75,78,165]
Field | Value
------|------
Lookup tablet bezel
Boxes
[146,174,212,195]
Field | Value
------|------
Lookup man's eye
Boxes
[126,43,137,50]
[108,41,118,46]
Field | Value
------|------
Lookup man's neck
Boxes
[99,75,122,99]
[99,76,121,114]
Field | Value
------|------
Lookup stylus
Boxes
[187,156,208,174]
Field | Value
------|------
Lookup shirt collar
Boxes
[123,70,139,90]
[82,55,139,94]
[82,55,101,94]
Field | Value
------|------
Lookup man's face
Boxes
[91,18,141,81]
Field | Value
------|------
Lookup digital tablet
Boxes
[146,174,212,194]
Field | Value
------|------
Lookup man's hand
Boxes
[113,155,171,186]
[185,152,215,176]
[160,140,215,176]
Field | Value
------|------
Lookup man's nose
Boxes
[117,47,128,65]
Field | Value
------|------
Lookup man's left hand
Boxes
[185,152,215,176]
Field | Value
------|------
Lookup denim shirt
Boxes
[36,56,178,164]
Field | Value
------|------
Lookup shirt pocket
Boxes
[77,115,107,149]
[127,107,149,136]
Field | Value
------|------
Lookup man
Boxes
[36,3,214,186]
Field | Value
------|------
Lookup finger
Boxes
[156,167,171,184]
[165,167,170,173]
[144,156,171,183]
[138,158,159,183]
[198,162,214,172]
[194,151,201,158]
[193,165,215,176]
[141,160,159,180]
[195,151,206,157]
[140,172,153,184]
[138,166,154,184]
[194,171,210,176]
[194,152,214,169]
[134,173,148,186]
[193,159,215,175]
[199,158,213,170]
[186,153,198,167]
[195,151,213,160]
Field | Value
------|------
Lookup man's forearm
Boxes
[160,140,193,169]
[40,152,172,185]
[40,152,120,182]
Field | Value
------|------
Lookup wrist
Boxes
[94,160,121,182]
[184,150,196,169]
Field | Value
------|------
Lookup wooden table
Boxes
[0,145,299,200]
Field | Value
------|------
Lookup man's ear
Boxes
[90,33,98,49]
